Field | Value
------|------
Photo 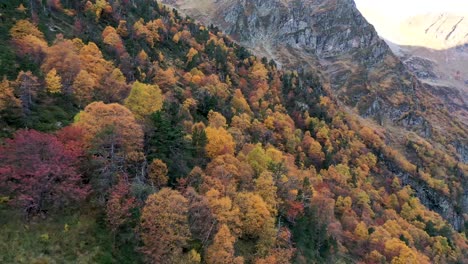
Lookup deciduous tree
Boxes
[206,224,244,264]
[154,67,177,92]
[10,20,47,63]
[148,159,169,189]
[106,179,137,234]
[42,39,81,89]
[73,70,96,107]
[205,127,235,159]
[124,81,163,119]
[15,71,39,114]
[140,188,190,263]
[0,130,89,216]
[255,171,278,215]
[0,78,22,125]
[235,192,272,237]
[45,68,62,93]
[74,101,143,153]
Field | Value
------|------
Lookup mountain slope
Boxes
[162,0,466,141]
[162,0,467,230]
[0,0,467,263]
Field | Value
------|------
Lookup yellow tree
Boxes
[45,68,62,93]
[140,188,190,264]
[354,221,369,240]
[205,189,242,234]
[247,144,270,175]
[205,127,235,159]
[10,20,43,40]
[116,20,129,37]
[0,78,22,132]
[154,67,177,92]
[206,224,244,264]
[73,70,96,107]
[74,101,143,153]
[102,26,125,54]
[187,47,199,64]
[133,19,152,46]
[0,78,21,113]
[208,110,227,128]
[255,171,278,215]
[124,81,163,119]
[302,131,325,167]
[231,89,252,115]
[249,60,268,81]
[148,159,168,189]
[78,42,113,81]
[235,192,273,237]
[10,20,48,63]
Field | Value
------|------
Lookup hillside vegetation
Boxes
[0,1,467,263]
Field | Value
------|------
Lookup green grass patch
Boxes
[0,204,142,264]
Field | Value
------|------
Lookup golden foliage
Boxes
[124,81,163,119]
[206,224,244,264]
[354,221,369,240]
[208,110,227,128]
[235,192,273,237]
[0,78,21,112]
[73,70,96,107]
[186,47,198,63]
[74,101,143,153]
[154,67,177,91]
[205,127,235,158]
[255,171,278,215]
[45,68,62,94]
[140,188,190,263]
[148,159,169,188]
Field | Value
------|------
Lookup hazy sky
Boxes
[354,0,468,48]
[355,0,468,20]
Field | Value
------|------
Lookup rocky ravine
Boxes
[160,0,467,230]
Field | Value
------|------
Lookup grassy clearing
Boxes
[0,204,122,264]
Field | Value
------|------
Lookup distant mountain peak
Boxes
[361,11,468,50]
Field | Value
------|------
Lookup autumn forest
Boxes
[0,1,467,263]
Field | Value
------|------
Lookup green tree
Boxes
[293,208,336,263]
[148,108,192,180]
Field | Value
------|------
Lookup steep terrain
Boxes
[358,11,468,125]
[162,0,466,145]
[163,0,468,230]
[396,44,468,125]
[0,1,467,263]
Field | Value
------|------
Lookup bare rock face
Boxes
[161,0,468,229]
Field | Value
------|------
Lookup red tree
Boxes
[0,129,89,217]
[106,179,137,234]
